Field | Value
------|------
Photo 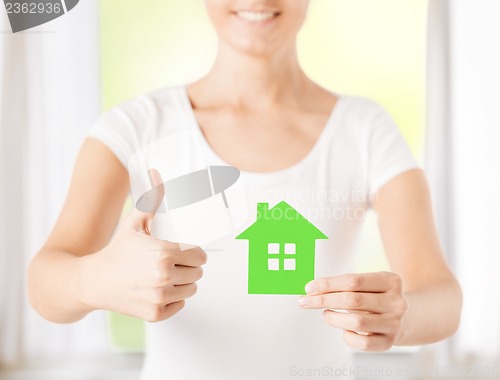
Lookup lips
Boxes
[233,10,281,23]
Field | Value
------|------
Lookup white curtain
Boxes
[426,0,500,362]
[0,0,110,368]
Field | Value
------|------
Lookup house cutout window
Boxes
[268,258,279,271]
[267,242,297,271]
[268,243,279,254]
[268,243,280,270]
[284,258,296,271]
[284,243,296,270]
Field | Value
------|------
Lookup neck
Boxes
[198,41,311,109]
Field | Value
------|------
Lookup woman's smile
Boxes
[233,10,281,24]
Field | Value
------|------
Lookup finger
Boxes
[145,300,185,323]
[172,265,203,285]
[306,272,402,295]
[322,310,396,335]
[172,246,208,267]
[162,300,185,320]
[149,283,199,305]
[128,168,166,235]
[342,330,394,352]
[167,283,198,304]
[298,291,390,313]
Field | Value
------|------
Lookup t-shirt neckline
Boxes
[179,85,345,183]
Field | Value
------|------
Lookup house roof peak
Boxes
[236,201,328,241]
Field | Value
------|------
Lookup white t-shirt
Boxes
[87,85,419,380]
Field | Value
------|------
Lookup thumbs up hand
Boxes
[79,169,207,322]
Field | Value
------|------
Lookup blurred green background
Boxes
[100,0,428,352]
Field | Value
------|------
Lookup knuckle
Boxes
[150,241,170,255]
[145,305,164,323]
[152,247,167,260]
[151,287,168,304]
[347,293,363,308]
[393,298,409,315]
[152,251,175,269]
[312,280,323,294]
[347,274,363,290]
[161,252,176,267]
[352,315,366,331]
[153,268,172,287]
[387,272,402,289]
[317,278,329,294]
[390,319,402,334]
[318,294,327,307]
[392,296,409,317]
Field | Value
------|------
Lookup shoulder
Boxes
[336,94,393,125]
[87,85,191,167]
[332,94,404,145]
[93,85,191,142]
[101,86,188,126]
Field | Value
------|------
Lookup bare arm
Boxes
[27,138,130,323]
[373,169,462,345]
[27,138,206,324]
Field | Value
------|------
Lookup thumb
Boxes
[128,168,165,235]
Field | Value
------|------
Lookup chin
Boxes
[227,38,282,58]
[221,26,292,58]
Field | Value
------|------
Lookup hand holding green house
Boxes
[236,201,328,295]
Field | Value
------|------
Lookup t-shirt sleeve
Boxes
[367,103,420,196]
[86,103,142,170]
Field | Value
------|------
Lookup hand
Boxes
[298,272,408,351]
[79,169,207,323]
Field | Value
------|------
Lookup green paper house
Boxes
[236,201,328,295]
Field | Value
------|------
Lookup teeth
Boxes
[236,11,277,22]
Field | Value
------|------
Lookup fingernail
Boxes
[298,297,310,306]
[305,282,316,294]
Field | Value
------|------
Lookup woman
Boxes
[28,1,462,379]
